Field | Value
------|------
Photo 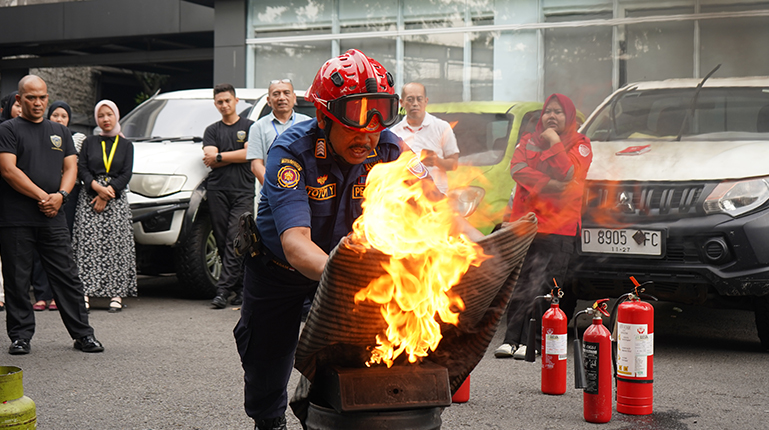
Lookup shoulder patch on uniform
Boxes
[315,138,327,159]
[280,158,302,171]
[306,183,336,201]
[579,144,591,157]
[277,165,301,188]
[406,154,429,179]
[237,130,247,142]
[50,135,62,150]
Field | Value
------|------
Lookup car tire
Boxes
[753,294,769,351]
[175,211,221,299]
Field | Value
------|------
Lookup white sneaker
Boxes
[513,345,527,359]
[494,343,516,358]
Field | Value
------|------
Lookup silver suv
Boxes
[121,88,314,298]
[572,77,769,349]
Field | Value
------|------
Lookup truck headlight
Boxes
[447,186,485,218]
[703,177,769,217]
[129,174,187,198]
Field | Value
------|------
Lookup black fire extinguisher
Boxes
[525,281,568,395]
[573,299,612,423]
[609,276,657,416]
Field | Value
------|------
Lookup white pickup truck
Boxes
[121,88,314,298]
[572,76,769,350]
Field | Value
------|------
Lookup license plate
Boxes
[580,228,662,256]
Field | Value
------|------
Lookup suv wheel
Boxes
[175,211,221,299]
[753,295,769,351]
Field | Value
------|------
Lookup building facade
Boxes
[245,0,769,114]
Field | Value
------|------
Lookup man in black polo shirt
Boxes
[0,75,104,354]
[202,84,255,309]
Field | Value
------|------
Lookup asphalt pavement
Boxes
[3,275,767,429]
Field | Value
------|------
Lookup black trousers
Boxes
[32,249,53,302]
[503,234,576,348]
[208,189,253,297]
[234,253,317,421]
[0,225,93,341]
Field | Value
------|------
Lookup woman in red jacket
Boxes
[495,93,592,359]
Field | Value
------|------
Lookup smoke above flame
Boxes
[350,152,489,367]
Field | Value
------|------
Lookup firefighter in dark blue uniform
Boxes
[234,49,403,430]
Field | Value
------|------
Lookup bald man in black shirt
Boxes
[0,75,104,354]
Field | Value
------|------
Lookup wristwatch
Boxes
[57,190,69,203]
[215,153,222,163]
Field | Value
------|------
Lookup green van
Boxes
[428,101,544,234]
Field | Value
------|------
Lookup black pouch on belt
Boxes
[233,212,261,257]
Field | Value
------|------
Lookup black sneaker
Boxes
[74,335,104,353]
[230,293,243,306]
[8,339,30,355]
[255,415,286,430]
[211,293,228,309]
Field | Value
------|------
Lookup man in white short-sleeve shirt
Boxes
[247,79,311,185]
[390,82,459,194]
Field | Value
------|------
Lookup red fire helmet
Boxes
[306,49,399,133]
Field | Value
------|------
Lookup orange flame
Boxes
[350,152,489,367]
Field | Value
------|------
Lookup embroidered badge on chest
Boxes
[277,165,300,188]
[237,130,247,142]
[317,175,328,185]
[50,134,62,149]
[352,184,365,199]
[306,183,336,201]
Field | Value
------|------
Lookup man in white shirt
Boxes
[391,82,459,194]
[247,79,311,185]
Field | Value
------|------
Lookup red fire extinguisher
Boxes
[610,276,657,415]
[573,299,612,423]
[526,280,568,395]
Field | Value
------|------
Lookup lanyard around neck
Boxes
[101,135,119,173]
[271,114,295,140]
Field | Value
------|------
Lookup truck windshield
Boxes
[584,87,769,141]
[429,112,513,166]
[121,98,257,140]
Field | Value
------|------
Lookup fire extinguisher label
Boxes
[583,341,600,395]
[616,323,653,377]
[545,333,567,358]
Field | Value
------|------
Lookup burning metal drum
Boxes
[294,214,538,401]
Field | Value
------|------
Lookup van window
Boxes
[430,112,513,166]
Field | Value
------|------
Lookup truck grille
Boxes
[583,181,711,220]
